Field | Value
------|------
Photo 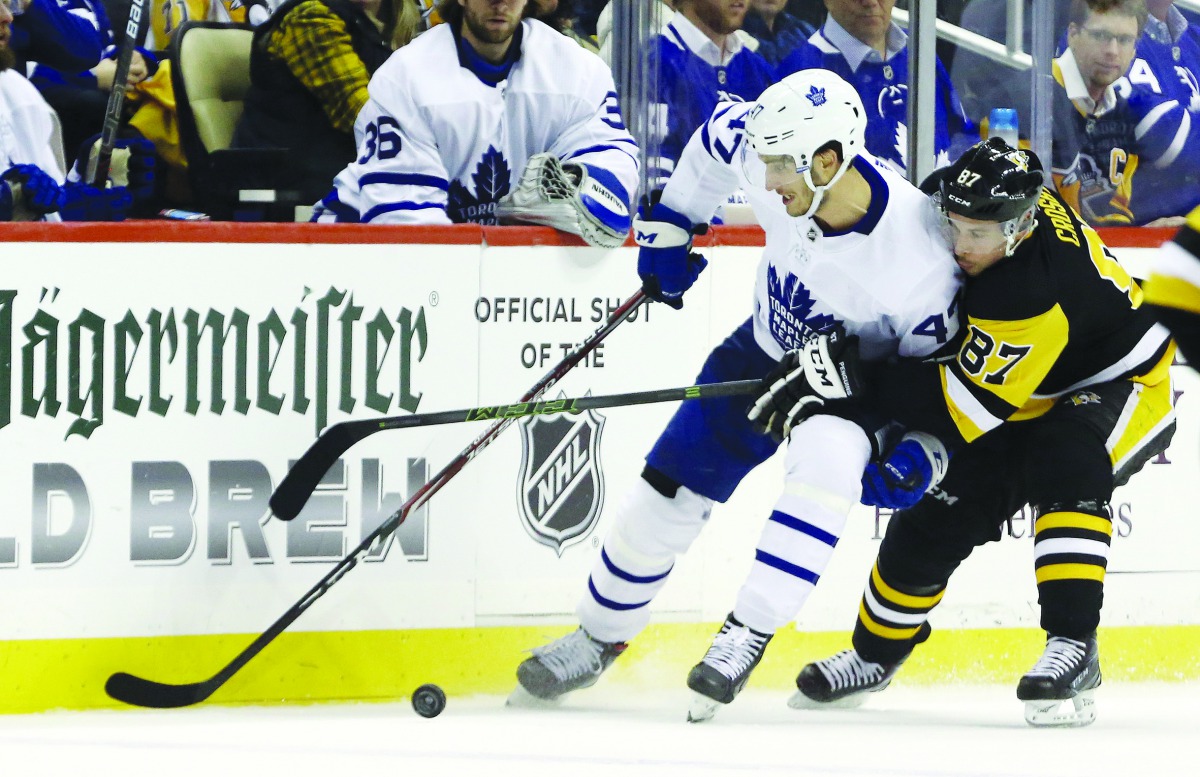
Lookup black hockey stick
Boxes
[269,382,759,521]
[91,0,146,186]
[105,289,652,708]
[269,290,650,521]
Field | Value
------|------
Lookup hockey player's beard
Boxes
[0,45,14,73]
[463,11,520,45]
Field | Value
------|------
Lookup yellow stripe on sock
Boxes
[1035,563,1107,584]
[1034,512,1113,536]
[858,600,927,640]
[870,564,946,609]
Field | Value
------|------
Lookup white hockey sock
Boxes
[577,476,712,644]
[735,416,870,634]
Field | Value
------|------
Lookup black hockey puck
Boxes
[412,683,446,718]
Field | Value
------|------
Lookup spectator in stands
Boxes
[647,0,774,191]
[1121,0,1200,225]
[530,0,598,51]
[7,0,104,74]
[785,0,823,30]
[28,0,157,162]
[595,0,673,65]
[949,0,1073,135]
[778,0,977,175]
[231,0,421,204]
[1050,0,1169,225]
[742,0,814,66]
[311,0,638,250]
[2,0,154,221]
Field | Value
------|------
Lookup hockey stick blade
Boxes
[270,377,760,520]
[270,289,649,521]
[105,672,216,709]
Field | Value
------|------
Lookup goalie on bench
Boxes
[784,138,1176,728]
[311,0,637,248]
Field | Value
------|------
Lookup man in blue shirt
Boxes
[743,0,814,66]
[778,0,977,175]
[1121,0,1200,224]
[647,0,775,191]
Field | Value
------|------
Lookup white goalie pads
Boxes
[496,153,630,248]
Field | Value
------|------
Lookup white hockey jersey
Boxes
[662,101,962,362]
[315,19,639,225]
[0,70,65,222]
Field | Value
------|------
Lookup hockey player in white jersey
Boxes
[311,0,638,248]
[513,68,963,721]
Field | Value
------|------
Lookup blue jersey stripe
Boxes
[601,548,671,584]
[361,201,447,223]
[755,549,820,584]
[587,577,651,611]
[359,172,450,190]
[768,511,840,547]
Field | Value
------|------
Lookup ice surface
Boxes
[4,683,1196,776]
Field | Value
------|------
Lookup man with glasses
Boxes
[1051,0,1156,225]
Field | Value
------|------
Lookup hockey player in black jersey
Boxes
[1143,207,1200,365]
[757,137,1177,727]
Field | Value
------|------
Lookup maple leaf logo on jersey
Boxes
[806,86,827,106]
[448,146,512,224]
[766,265,838,350]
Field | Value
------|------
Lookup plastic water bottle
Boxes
[988,108,1020,149]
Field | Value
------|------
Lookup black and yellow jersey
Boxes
[871,187,1174,448]
[1143,207,1200,365]
[1050,55,1142,226]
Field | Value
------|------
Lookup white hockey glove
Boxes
[746,324,864,443]
[861,432,950,509]
[495,153,631,248]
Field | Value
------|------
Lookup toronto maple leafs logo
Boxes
[448,146,511,224]
[806,85,826,106]
[766,265,838,350]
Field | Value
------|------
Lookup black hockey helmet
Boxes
[931,137,1045,223]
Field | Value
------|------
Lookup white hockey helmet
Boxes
[743,69,868,216]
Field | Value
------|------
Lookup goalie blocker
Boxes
[496,153,631,248]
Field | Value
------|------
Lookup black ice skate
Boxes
[1016,633,1101,727]
[789,649,904,709]
[685,614,772,723]
[509,627,627,705]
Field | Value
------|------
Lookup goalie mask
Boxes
[741,70,867,218]
[931,137,1045,262]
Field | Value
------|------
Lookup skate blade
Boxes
[505,684,564,709]
[686,692,721,723]
[1023,689,1097,728]
[787,689,871,710]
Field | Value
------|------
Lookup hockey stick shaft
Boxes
[270,289,648,521]
[92,0,146,186]
[106,289,650,707]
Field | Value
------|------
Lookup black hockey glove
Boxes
[747,324,865,443]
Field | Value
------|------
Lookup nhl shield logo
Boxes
[516,399,606,556]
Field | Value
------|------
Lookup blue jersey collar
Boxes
[454,20,524,86]
[820,156,889,237]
